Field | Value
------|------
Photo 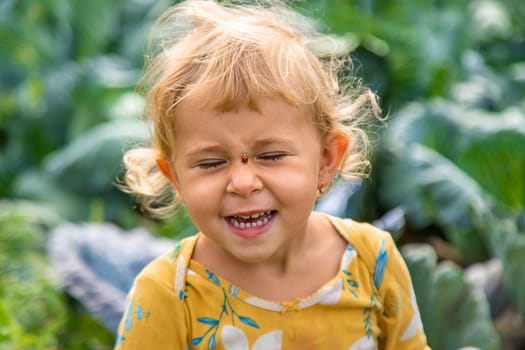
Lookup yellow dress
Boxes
[115,215,431,349]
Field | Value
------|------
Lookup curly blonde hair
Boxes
[122,0,381,218]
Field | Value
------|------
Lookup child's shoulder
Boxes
[136,234,199,297]
[324,214,395,274]
[326,214,392,244]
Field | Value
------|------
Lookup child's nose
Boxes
[226,162,263,197]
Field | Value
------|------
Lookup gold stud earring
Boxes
[317,180,325,197]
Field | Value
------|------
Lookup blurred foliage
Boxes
[378,101,525,262]
[402,244,500,350]
[0,202,113,349]
[302,0,525,110]
[1,0,524,348]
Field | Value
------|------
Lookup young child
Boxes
[115,0,430,349]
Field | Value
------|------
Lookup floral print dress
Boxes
[115,215,431,350]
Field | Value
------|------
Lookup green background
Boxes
[1,0,524,349]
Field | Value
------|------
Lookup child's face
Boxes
[166,95,336,265]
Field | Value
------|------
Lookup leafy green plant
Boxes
[485,216,525,319]
[0,202,65,349]
[302,0,483,108]
[0,201,114,349]
[402,243,501,350]
[1,0,525,347]
[377,99,525,323]
[11,119,149,224]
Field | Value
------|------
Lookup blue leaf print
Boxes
[342,270,360,297]
[192,337,204,346]
[363,307,373,337]
[135,305,145,320]
[346,279,359,288]
[206,269,221,285]
[374,239,388,289]
[363,294,376,337]
[179,290,185,300]
[169,242,182,261]
[238,315,260,329]
[115,334,125,346]
[209,334,216,350]
[197,317,219,326]
[229,285,239,296]
[192,282,262,348]
[124,316,133,332]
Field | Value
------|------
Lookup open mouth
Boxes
[227,210,276,229]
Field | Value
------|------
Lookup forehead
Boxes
[173,94,317,141]
[180,72,312,116]
[176,93,305,124]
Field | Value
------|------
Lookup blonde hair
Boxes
[122,0,381,218]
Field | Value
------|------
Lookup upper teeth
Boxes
[237,211,271,219]
[238,211,270,220]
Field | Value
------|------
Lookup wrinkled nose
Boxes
[226,162,263,197]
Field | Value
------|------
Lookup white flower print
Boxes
[319,278,344,305]
[400,287,424,341]
[348,336,378,350]
[341,245,357,270]
[318,244,358,305]
[221,325,283,350]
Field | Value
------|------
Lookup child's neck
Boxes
[192,212,347,302]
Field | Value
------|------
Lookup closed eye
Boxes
[257,153,286,161]
[197,160,226,169]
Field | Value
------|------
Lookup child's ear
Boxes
[156,159,180,185]
[319,133,348,185]
[157,159,184,202]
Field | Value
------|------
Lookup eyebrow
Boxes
[185,145,225,159]
[252,137,294,149]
